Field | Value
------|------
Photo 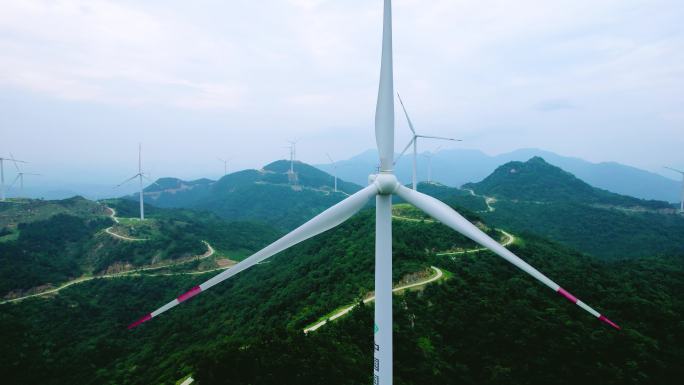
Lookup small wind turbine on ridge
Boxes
[8,154,39,198]
[286,140,299,186]
[218,157,229,177]
[128,3,621,385]
[664,166,684,213]
[422,145,441,184]
[0,154,27,201]
[116,144,150,221]
[395,93,461,190]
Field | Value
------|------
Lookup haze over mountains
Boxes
[134,155,682,261]
[315,148,682,203]
[5,148,681,205]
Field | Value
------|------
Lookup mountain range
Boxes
[461,157,684,259]
[315,148,681,202]
[2,154,683,384]
[2,160,683,384]
[132,160,361,231]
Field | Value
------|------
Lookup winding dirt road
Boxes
[304,266,444,333]
[1,241,216,304]
[463,188,496,212]
[104,207,148,241]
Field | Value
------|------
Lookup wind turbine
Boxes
[128,3,620,385]
[0,154,27,201]
[422,146,441,184]
[8,155,39,198]
[395,93,460,190]
[326,153,338,192]
[287,140,298,172]
[286,140,299,186]
[218,158,229,176]
[664,166,684,212]
[116,144,148,220]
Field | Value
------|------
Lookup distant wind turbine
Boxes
[8,154,39,198]
[664,166,684,212]
[0,154,27,201]
[286,140,299,186]
[116,144,149,220]
[395,93,461,190]
[326,153,338,192]
[128,2,620,385]
[422,146,441,184]
[218,158,229,176]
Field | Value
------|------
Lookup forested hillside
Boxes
[1,207,681,385]
[464,157,671,209]
[0,197,280,299]
[136,160,362,231]
[2,161,683,385]
[460,158,684,259]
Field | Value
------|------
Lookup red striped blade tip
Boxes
[557,287,578,303]
[599,315,621,330]
[177,286,202,303]
[128,313,152,330]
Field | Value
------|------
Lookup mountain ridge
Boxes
[315,148,680,202]
[132,160,363,231]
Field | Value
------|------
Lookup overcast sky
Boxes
[1,0,683,185]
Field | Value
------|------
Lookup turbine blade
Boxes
[127,184,379,329]
[116,174,140,188]
[9,153,21,172]
[375,0,394,171]
[393,137,415,165]
[9,175,21,189]
[664,166,684,174]
[1,157,27,163]
[142,175,163,189]
[416,135,461,142]
[395,185,620,330]
[397,93,416,135]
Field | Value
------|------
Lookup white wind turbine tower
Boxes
[116,144,148,221]
[218,158,229,176]
[326,153,338,192]
[286,140,299,186]
[128,2,621,384]
[664,166,684,212]
[0,154,27,201]
[395,93,460,190]
[422,145,441,184]
[8,155,40,198]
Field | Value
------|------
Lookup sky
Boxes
[1,0,683,187]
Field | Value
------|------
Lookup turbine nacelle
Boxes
[370,172,400,195]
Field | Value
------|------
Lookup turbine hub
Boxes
[371,172,399,195]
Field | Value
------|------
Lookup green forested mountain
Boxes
[0,197,279,299]
[464,157,671,209]
[2,159,683,385]
[1,204,681,385]
[0,197,112,296]
[137,160,362,231]
[458,158,684,259]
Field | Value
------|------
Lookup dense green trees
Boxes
[1,208,682,385]
[465,157,671,209]
[0,213,111,294]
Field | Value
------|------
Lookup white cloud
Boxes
[0,0,682,177]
